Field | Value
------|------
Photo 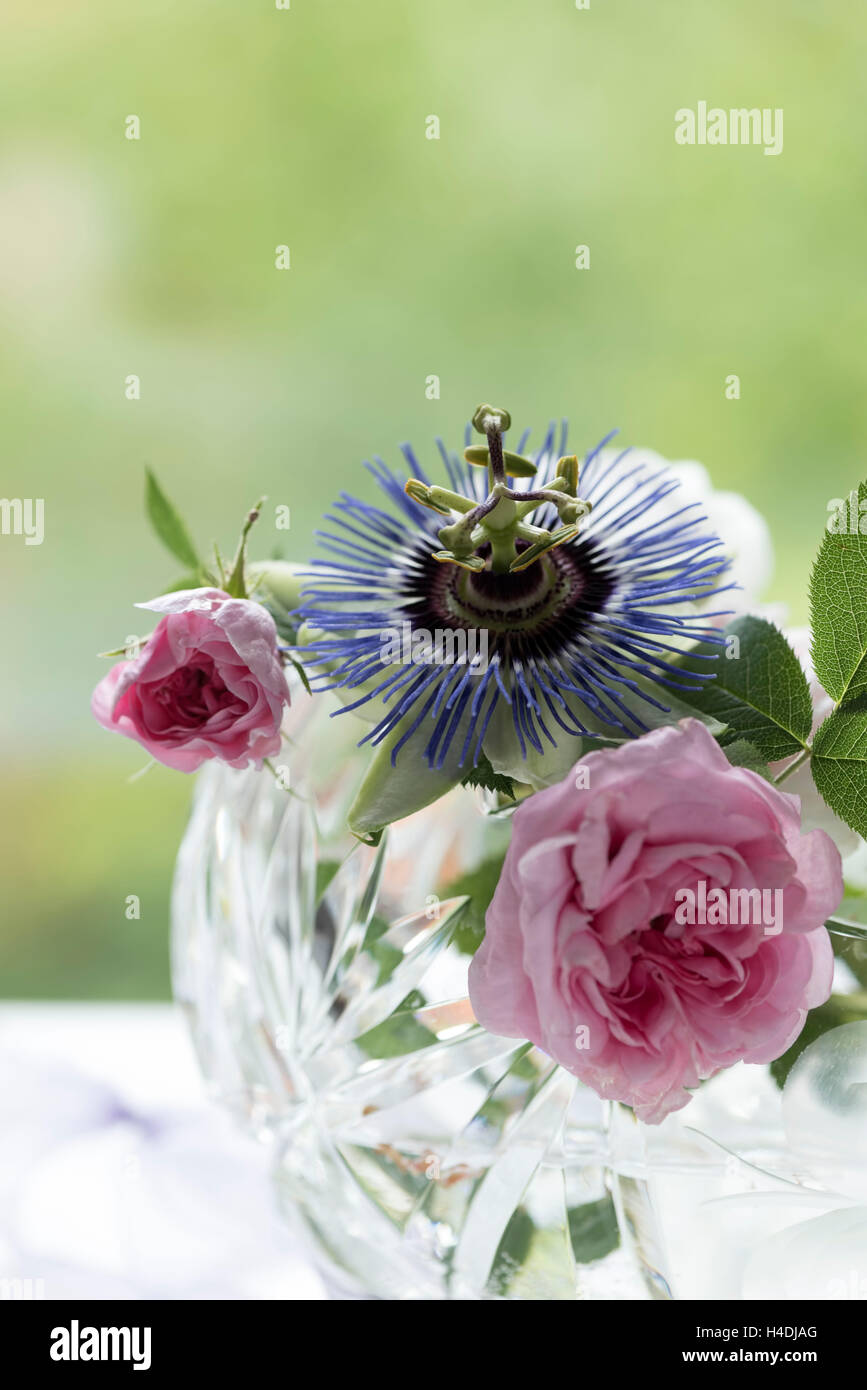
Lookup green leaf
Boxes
[460,754,516,801]
[681,616,812,761]
[315,858,342,903]
[144,469,201,573]
[810,479,867,706]
[160,574,201,594]
[810,698,867,838]
[721,738,774,781]
[567,1195,620,1265]
[257,595,311,695]
[284,652,312,696]
[259,596,300,646]
[830,926,867,989]
[355,997,438,1058]
[770,991,867,1088]
[487,1207,536,1296]
[441,850,508,954]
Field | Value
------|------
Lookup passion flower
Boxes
[295,406,733,832]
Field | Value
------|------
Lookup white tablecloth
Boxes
[0,1003,327,1300]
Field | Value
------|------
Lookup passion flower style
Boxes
[295,404,733,827]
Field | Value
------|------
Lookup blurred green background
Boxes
[2,0,865,997]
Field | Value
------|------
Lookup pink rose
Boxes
[92,588,290,772]
[468,720,843,1123]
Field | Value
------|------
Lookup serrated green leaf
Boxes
[680,616,812,761]
[810,698,867,838]
[810,479,867,706]
[144,469,201,572]
[460,754,516,801]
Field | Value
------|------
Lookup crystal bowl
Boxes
[171,687,867,1299]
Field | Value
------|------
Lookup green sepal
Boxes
[481,677,728,791]
[224,500,264,599]
[246,559,306,612]
[348,723,468,838]
[352,827,385,848]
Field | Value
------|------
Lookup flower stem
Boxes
[774,746,811,784]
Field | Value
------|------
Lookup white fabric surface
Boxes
[0,1003,327,1300]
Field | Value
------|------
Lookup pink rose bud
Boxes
[92,588,290,772]
[469,719,844,1123]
